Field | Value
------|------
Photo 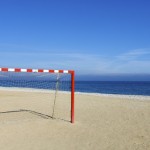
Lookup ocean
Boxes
[75,81,150,96]
[0,78,150,96]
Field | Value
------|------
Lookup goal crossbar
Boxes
[0,67,75,123]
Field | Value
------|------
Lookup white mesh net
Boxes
[0,71,72,123]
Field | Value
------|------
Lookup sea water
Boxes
[0,78,150,96]
[75,81,150,96]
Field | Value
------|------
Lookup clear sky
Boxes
[0,0,150,80]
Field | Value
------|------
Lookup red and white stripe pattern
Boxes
[0,67,74,74]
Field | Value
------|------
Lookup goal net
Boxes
[0,68,75,123]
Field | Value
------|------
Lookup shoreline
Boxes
[0,87,149,100]
[76,92,150,101]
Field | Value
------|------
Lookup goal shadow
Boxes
[0,109,70,123]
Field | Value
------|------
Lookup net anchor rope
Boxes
[52,73,60,119]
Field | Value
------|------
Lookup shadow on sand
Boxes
[0,109,70,123]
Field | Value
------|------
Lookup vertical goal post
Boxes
[0,67,75,123]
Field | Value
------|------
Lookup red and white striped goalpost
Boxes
[0,67,75,123]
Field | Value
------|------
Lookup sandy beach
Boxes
[0,89,150,150]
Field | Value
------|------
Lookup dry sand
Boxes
[0,89,150,150]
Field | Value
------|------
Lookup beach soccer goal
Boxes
[0,67,75,123]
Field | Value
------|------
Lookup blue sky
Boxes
[0,0,150,80]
